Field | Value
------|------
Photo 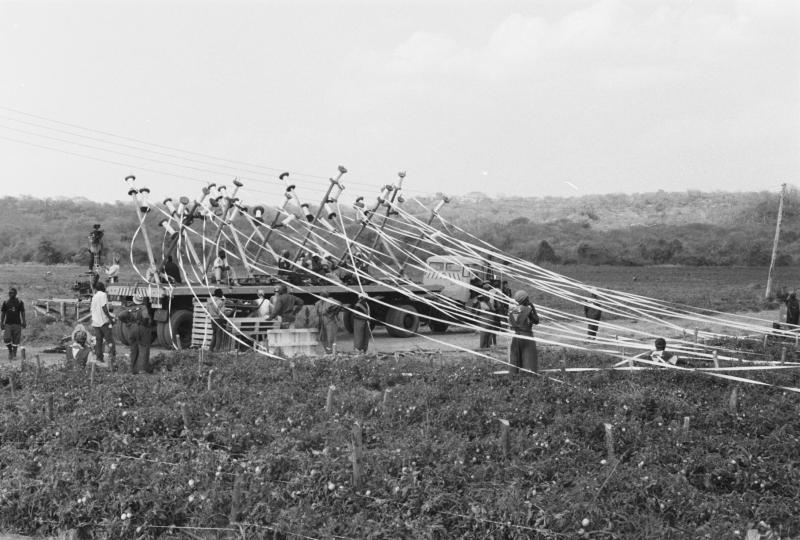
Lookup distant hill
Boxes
[0,188,796,268]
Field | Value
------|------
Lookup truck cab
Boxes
[422,255,493,305]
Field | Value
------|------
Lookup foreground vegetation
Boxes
[1,347,799,539]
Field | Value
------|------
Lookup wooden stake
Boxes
[181,402,192,434]
[197,349,203,376]
[325,385,335,414]
[229,473,243,524]
[89,362,96,388]
[498,419,510,459]
[382,388,392,416]
[763,334,769,352]
[20,347,26,362]
[603,423,615,462]
[713,350,719,369]
[207,369,214,391]
[560,350,567,376]
[781,346,787,365]
[351,422,364,490]
[682,416,690,438]
[393,352,399,365]
[35,354,41,384]
[290,361,297,382]
[9,372,16,399]
[728,387,738,414]
[46,395,54,421]
[693,329,698,346]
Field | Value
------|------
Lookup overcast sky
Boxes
[1,0,798,204]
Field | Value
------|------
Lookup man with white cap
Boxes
[507,290,540,374]
[90,282,116,368]
[119,292,153,374]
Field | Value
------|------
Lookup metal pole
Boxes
[398,195,450,275]
[293,166,347,262]
[766,183,787,299]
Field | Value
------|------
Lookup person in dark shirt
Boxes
[266,284,305,328]
[1,288,26,360]
[786,292,799,327]
[507,290,540,374]
[162,255,182,284]
[584,293,602,340]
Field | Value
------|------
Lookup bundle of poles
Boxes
[121,169,800,393]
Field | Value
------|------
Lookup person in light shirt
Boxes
[90,282,116,368]
[104,254,121,284]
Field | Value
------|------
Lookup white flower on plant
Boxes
[327,481,335,491]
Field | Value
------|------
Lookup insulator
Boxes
[280,214,296,227]
[323,203,336,220]
[319,218,335,232]
[158,219,177,236]
[433,198,448,213]
[163,198,176,215]
[301,203,314,222]
[138,187,151,213]
[329,183,343,202]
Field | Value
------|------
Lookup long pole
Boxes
[398,195,449,275]
[765,182,787,299]
[293,166,346,262]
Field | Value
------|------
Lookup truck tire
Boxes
[166,309,193,350]
[342,310,354,334]
[113,321,129,346]
[385,305,420,338]
[429,319,449,333]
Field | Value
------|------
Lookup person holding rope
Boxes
[315,291,341,354]
[119,293,153,374]
[584,292,602,340]
[351,295,371,354]
[508,290,540,374]
[266,284,304,329]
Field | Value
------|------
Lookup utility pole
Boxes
[765,183,787,299]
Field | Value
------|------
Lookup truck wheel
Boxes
[342,310,354,334]
[113,321,129,346]
[166,309,193,350]
[156,322,170,348]
[429,320,449,333]
[385,305,420,338]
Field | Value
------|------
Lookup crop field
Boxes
[1,348,800,539]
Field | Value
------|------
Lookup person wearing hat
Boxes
[266,284,304,329]
[1,287,26,361]
[507,290,540,374]
[121,293,153,374]
[207,288,231,352]
[351,295,371,353]
[315,291,342,354]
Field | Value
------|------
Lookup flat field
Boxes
[1,350,799,539]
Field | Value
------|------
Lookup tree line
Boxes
[1,188,797,267]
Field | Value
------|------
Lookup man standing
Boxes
[1,288,26,360]
[351,296,371,354]
[267,284,305,329]
[212,251,235,285]
[121,293,153,374]
[207,288,229,352]
[162,255,182,284]
[786,292,800,328]
[90,282,116,368]
[507,290,540,374]
[104,254,121,283]
[315,292,341,354]
[584,293,603,340]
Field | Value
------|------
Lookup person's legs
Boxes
[140,324,152,373]
[522,340,538,373]
[128,325,140,374]
[93,326,105,362]
[101,324,116,364]
[3,325,12,359]
[9,325,21,359]
[509,337,520,375]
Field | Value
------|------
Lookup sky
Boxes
[0,0,798,204]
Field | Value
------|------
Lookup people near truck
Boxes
[315,291,341,354]
[213,251,235,285]
[508,290,540,374]
[786,292,799,328]
[277,250,292,276]
[635,337,683,366]
[104,254,121,284]
[584,292,602,340]
[68,327,93,369]
[119,293,153,374]
[207,288,231,352]
[267,284,304,329]
[483,282,502,346]
[351,295,371,354]
[1,287,26,361]
[252,289,273,318]
[90,282,116,368]
[475,293,494,350]
[162,255,182,284]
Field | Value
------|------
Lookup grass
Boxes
[1,348,799,539]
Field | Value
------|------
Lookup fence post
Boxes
[728,387,738,415]
[46,395,54,421]
[351,422,364,490]
[498,419,510,459]
[603,423,615,462]
[325,385,335,414]
[207,369,214,391]
[229,473,244,524]
[713,350,719,369]
[781,346,787,365]
[382,388,392,416]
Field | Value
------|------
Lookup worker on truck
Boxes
[267,284,304,329]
